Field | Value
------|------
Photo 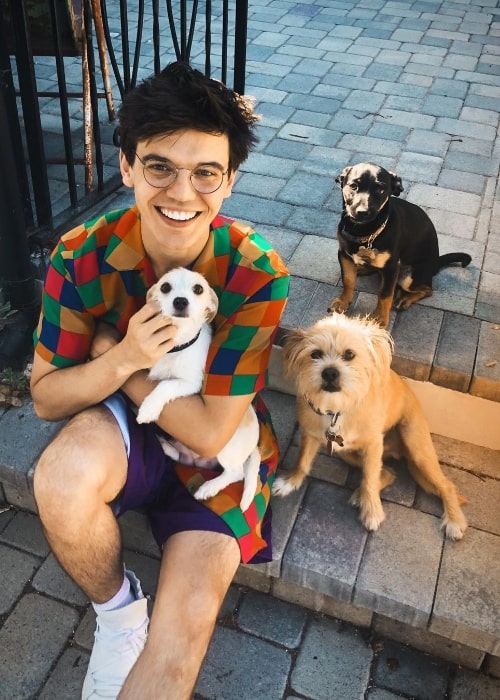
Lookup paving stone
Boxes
[286,235,339,284]
[281,480,367,601]
[373,614,485,670]
[290,616,373,700]
[354,503,443,627]
[196,626,291,700]
[431,434,499,479]
[237,589,307,648]
[0,510,50,557]
[417,464,500,536]
[471,321,500,401]
[0,403,64,485]
[38,647,88,700]
[451,667,500,699]
[0,593,79,699]
[0,543,40,615]
[391,305,443,381]
[32,553,88,606]
[272,577,373,629]
[373,638,450,700]
[431,528,500,654]
[430,312,481,392]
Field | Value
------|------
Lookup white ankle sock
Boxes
[92,573,135,613]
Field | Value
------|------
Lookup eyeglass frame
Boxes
[134,152,229,194]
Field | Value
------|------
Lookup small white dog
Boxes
[137,267,260,512]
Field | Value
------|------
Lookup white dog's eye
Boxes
[349,182,358,191]
[310,349,323,360]
[343,349,355,361]
[193,284,204,295]
[160,282,172,294]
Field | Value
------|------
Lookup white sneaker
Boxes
[82,570,149,699]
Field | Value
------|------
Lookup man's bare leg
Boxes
[33,406,128,601]
[120,530,241,699]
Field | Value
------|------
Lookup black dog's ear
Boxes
[390,172,404,197]
[336,166,351,187]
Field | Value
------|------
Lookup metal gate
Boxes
[0,0,248,325]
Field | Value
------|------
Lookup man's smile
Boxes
[157,207,199,222]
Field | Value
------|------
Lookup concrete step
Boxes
[0,385,499,676]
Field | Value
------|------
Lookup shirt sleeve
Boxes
[33,245,96,367]
[203,271,289,396]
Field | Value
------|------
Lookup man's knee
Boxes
[34,406,127,509]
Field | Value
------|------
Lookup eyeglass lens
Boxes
[138,156,226,194]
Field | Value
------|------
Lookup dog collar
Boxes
[341,212,389,248]
[168,330,201,353]
[305,396,344,452]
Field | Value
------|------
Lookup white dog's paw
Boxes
[272,475,299,497]
[239,490,254,513]
[136,400,161,424]
[194,481,221,502]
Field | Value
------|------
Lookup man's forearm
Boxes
[31,346,138,421]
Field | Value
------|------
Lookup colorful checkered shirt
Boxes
[34,206,290,562]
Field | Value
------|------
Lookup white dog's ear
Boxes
[146,284,157,303]
[205,287,219,322]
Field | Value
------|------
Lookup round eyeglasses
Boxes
[135,153,228,194]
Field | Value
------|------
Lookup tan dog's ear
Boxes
[205,287,219,323]
[281,328,308,375]
[363,321,393,374]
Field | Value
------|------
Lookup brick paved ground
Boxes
[1,0,499,697]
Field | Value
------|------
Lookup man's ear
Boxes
[119,150,134,188]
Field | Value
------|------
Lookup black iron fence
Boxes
[0,0,248,315]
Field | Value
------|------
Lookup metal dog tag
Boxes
[357,245,379,263]
[325,427,344,454]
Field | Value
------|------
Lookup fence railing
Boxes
[0,0,248,366]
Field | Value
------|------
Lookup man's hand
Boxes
[113,302,177,375]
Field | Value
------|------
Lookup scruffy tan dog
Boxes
[273,314,467,540]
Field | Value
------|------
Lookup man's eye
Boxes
[147,163,175,175]
[194,167,218,178]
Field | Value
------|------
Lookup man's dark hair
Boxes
[117,62,259,172]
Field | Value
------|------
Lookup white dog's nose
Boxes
[173,296,188,312]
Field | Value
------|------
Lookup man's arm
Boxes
[122,370,255,458]
[30,302,177,421]
[31,302,256,457]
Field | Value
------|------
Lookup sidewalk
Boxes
[1,0,499,698]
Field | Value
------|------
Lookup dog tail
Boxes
[438,253,471,269]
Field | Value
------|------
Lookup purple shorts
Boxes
[104,393,272,562]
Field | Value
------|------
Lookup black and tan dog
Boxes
[328,162,472,328]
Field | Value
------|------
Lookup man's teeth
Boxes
[159,208,197,221]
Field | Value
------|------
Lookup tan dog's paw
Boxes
[273,473,303,497]
[441,513,468,541]
[352,491,386,531]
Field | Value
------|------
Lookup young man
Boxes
[31,62,289,699]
